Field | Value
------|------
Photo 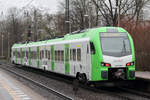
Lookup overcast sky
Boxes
[0,0,61,14]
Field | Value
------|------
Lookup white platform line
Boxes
[19,94,27,97]
[23,97,31,100]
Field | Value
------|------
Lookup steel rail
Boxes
[0,65,73,100]
[117,87,150,99]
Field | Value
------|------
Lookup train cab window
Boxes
[61,51,64,61]
[77,48,81,61]
[73,49,76,61]
[90,42,96,54]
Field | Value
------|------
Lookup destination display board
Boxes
[100,32,127,37]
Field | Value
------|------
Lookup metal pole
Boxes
[34,9,38,41]
[88,0,92,28]
[69,22,71,33]
[89,16,91,28]
[65,0,70,34]
[2,34,3,57]
[8,33,10,61]
[117,0,120,27]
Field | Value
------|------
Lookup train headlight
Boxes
[126,62,134,66]
[101,62,111,67]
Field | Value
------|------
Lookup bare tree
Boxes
[92,0,150,26]
[7,7,25,43]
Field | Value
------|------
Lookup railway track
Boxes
[1,63,150,100]
[0,64,73,100]
[80,84,134,100]
[117,87,150,99]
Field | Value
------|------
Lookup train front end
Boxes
[91,27,135,82]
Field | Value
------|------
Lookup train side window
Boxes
[22,51,24,58]
[61,51,64,61]
[70,49,73,61]
[42,50,44,58]
[55,51,57,61]
[58,51,60,61]
[13,51,15,57]
[77,48,81,61]
[45,50,47,59]
[40,51,42,59]
[34,51,37,59]
[73,49,76,61]
[48,50,50,60]
[18,51,20,58]
[26,51,28,59]
[90,42,96,54]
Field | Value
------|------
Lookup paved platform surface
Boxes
[136,71,150,80]
[0,69,46,100]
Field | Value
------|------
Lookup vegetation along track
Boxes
[0,64,73,100]
[1,63,150,100]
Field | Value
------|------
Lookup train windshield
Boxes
[100,33,131,57]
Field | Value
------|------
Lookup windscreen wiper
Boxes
[121,40,126,55]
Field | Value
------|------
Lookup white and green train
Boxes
[11,27,135,82]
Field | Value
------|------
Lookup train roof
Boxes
[12,27,129,49]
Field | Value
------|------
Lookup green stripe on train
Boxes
[51,45,54,71]
[29,47,31,65]
[37,46,40,67]
[21,48,22,64]
[65,44,70,74]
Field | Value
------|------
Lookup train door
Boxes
[40,45,46,69]
[28,47,31,66]
[76,42,87,75]
[54,44,65,74]
[69,40,90,78]
[69,42,83,76]
[46,45,51,71]
[32,46,37,68]
[36,46,40,68]
[85,42,92,80]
